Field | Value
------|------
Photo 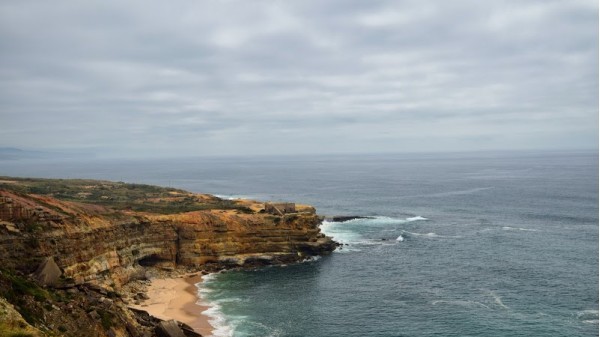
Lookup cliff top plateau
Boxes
[0,177,336,337]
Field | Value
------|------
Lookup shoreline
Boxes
[130,273,215,337]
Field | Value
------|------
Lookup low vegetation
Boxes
[0,177,253,214]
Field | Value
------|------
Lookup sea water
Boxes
[1,150,598,336]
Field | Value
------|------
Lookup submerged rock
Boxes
[329,216,373,222]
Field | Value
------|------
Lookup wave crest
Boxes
[577,310,599,324]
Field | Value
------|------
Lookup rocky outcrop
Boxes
[171,211,335,267]
[156,320,187,337]
[0,188,337,289]
[0,180,338,337]
[33,257,62,286]
[327,216,373,222]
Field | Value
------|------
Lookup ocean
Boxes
[1,150,598,337]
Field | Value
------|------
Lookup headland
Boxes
[0,177,338,337]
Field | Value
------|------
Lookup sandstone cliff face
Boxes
[0,179,337,337]
[171,211,334,267]
[0,189,336,289]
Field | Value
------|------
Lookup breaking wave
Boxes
[197,274,235,337]
[406,216,428,222]
[198,273,291,337]
[320,215,429,250]
[201,304,236,337]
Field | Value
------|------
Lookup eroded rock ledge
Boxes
[0,178,338,337]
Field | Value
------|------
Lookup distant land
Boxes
[0,147,51,160]
[0,147,97,160]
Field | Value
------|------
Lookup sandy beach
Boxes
[132,274,214,337]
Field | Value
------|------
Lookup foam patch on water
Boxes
[320,220,364,250]
[321,215,430,250]
[197,274,237,337]
[200,298,278,337]
[328,215,428,226]
[406,216,428,222]
[201,304,236,337]
[203,272,218,281]
[502,226,539,232]
[302,255,322,263]
[576,310,599,324]
[488,290,509,309]
[401,231,461,239]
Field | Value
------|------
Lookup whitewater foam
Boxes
[576,309,599,324]
[401,231,461,239]
[200,275,281,337]
[198,273,237,337]
[320,220,363,249]
[325,215,428,227]
[201,304,235,337]
[488,291,509,309]
[321,215,431,250]
[406,216,428,222]
[502,226,539,232]
[302,255,322,263]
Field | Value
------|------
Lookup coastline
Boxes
[130,274,214,337]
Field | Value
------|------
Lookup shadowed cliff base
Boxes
[0,177,338,337]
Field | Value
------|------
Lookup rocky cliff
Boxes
[0,177,337,337]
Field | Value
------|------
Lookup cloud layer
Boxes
[0,0,597,157]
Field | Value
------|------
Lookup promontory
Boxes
[0,177,337,337]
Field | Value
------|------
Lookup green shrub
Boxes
[98,309,114,330]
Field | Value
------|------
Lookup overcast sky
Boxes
[0,0,597,157]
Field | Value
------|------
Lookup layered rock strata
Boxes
[0,188,336,290]
[0,181,337,336]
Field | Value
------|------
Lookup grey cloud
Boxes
[0,0,597,157]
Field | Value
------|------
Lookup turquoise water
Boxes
[1,151,598,336]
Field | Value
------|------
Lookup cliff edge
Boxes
[0,177,337,337]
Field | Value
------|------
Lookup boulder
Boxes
[33,256,62,286]
[156,320,186,337]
